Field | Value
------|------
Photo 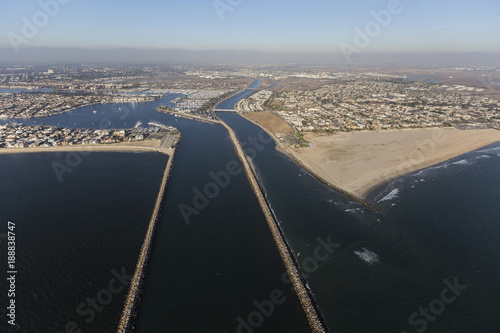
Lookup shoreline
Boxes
[291,128,500,202]
[277,141,381,212]
[239,111,379,210]
[0,142,175,156]
[362,139,500,204]
[217,116,327,332]
[237,113,500,206]
[0,101,104,121]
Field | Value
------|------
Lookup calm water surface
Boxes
[1,86,499,332]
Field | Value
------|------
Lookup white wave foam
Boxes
[413,156,475,177]
[413,169,429,177]
[414,163,447,177]
[329,200,348,209]
[452,159,470,166]
[345,208,365,214]
[433,164,448,170]
[475,155,491,159]
[354,248,380,265]
[378,189,400,203]
[479,146,500,154]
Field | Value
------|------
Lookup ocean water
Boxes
[0,93,309,332]
[0,152,169,333]
[133,116,309,333]
[1,88,499,332]
[218,112,500,332]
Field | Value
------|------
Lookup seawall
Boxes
[238,112,381,213]
[116,149,176,333]
[218,118,328,333]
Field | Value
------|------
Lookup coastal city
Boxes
[167,89,229,112]
[1,63,499,149]
[0,122,179,149]
[0,92,159,119]
[2,2,500,333]
[236,74,500,132]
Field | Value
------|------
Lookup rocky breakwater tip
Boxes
[218,119,327,332]
[116,150,176,333]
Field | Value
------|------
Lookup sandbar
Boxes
[286,128,500,200]
[0,140,175,156]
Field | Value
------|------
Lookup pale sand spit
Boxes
[0,141,173,156]
[286,128,500,200]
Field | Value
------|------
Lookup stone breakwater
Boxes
[218,119,328,333]
[239,112,380,213]
[116,150,176,333]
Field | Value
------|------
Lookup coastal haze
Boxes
[1,0,500,332]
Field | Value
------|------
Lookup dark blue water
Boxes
[264,81,281,90]
[215,79,261,110]
[0,90,309,332]
[216,90,258,110]
[248,79,262,90]
[0,88,54,93]
[218,111,500,333]
[2,80,500,332]
[0,94,184,129]
[0,152,169,333]
[133,114,309,332]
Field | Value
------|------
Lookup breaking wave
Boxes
[451,159,471,166]
[344,208,365,214]
[479,146,500,155]
[378,189,400,203]
[354,248,380,265]
[475,155,491,159]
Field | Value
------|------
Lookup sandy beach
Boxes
[285,128,500,200]
[0,140,175,156]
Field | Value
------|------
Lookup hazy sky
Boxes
[1,0,499,54]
